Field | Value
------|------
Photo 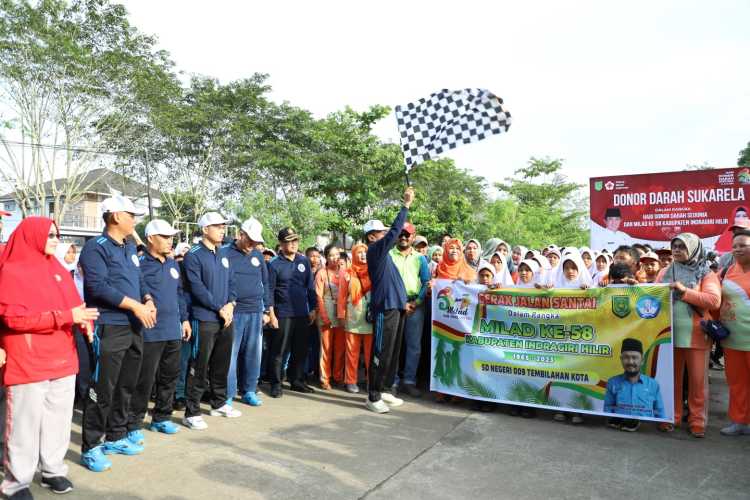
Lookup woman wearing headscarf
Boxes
[592,253,612,286]
[316,244,345,389]
[437,239,477,283]
[543,254,593,290]
[546,247,562,270]
[715,206,749,254]
[510,245,528,281]
[427,245,442,277]
[489,252,515,287]
[337,244,373,394]
[464,239,485,272]
[579,247,596,275]
[54,242,92,410]
[0,217,99,497]
[657,233,721,437]
[515,259,543,289]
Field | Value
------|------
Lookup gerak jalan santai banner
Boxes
[430,280,674,422]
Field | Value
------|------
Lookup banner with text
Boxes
[430,281,674,422]
[589,167,750,253]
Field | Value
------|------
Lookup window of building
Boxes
[3,201,15,212]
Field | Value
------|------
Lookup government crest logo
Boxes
[636,295,660,319]
[612,295,631,318]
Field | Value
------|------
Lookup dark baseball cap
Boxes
[277,227,300,242]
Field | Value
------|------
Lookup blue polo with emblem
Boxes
[183,241,237,322]
[79,231,149,326]
[224,242,270,315]
[267,253,316,319]
[604,373,665,418]
[139,253,188,342]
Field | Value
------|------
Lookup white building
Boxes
[0,168,160,245]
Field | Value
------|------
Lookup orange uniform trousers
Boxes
[724,347,750,424]
[319,326,346,385]
[673,347,709,430]
[344,332,373,385]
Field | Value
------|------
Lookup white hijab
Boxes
[54,242,78,272]
[579,246,597,275]
[515,259,542,288]
[549,254,593,289]
[490,252,515,287]
[591,253,612,284]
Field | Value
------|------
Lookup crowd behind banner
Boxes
[0,187,750,499]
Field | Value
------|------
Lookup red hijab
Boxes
[0,217,83,317]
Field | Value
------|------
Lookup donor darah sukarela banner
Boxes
[430,280,674,422]
[589,167,750,253]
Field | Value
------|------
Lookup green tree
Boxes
[493,157,587,248]
[739,142,750,167]
[0,0,174,223]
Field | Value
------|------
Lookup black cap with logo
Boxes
[277,227,300,242]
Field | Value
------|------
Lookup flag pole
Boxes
[404,168,412,187]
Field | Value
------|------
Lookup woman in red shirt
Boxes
[0,217,98,498]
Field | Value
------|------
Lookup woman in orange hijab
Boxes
[337,243,373,394]
[436,238,477,282]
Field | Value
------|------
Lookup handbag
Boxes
[700,319,730,342]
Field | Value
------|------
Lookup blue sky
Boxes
[121,0,750,188]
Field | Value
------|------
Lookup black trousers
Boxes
[185,321,234,417]
[128,339,181,429]
[368,309,406,402]
[82,324,143,452]
[74,327,93,405]
[268,317,309,386]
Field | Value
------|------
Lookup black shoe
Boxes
[400,384,422,398]
[290,382,314,394]
[172,398,186,411]
[41,475,73,494]
[9,487,34,499]
[620,419,641,432]
[608,417,623,430]
[270,384,283,398]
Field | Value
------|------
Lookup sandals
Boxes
[658,423,675,433]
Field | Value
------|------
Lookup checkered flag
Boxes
[395,88,511,170]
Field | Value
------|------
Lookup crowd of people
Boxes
[0,188,749,499]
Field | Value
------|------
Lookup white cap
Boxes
[363,219,387,234]
[101,195,145,216]
[240,217,264,243]
[197,212,229,228]
[145,219,180,237]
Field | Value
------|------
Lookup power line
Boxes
[0,139,131,157]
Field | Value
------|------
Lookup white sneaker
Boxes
[366,398,390,414]
[182,415,208,430]
[381,393,404,407]
[720,422,750,436]
[210,404,242,418]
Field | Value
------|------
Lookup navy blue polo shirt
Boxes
[367,207,408,313]
[183,241,237,322]
[79,231,149,326]
[140,253,188,342]
[224,242,270,315]
[267,252,316,319]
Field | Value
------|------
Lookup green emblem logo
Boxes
[612,295,631,318]
[594,181,603,191]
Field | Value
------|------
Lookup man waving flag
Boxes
[395,88,511,171]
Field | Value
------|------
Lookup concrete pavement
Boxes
[9,369,750,500]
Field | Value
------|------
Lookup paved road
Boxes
[10,369,750,499]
